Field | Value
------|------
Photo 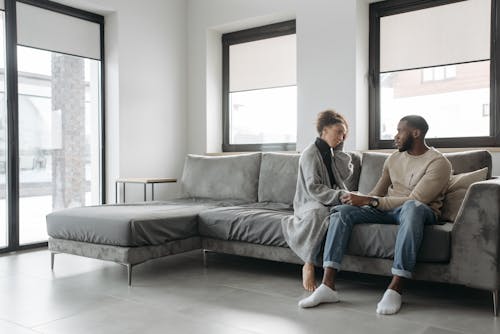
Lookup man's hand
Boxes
[341,192,372,206]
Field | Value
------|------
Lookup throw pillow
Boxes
[441,167,488,222]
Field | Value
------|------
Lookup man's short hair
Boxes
[400,115,429,136]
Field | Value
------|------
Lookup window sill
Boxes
[363,147,500,153]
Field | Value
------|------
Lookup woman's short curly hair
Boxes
[316,110,348,135]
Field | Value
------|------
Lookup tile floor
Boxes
[0,248,498,334]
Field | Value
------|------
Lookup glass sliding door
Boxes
[0,10,6,249]
[17,46,101,245]
[0,0,103,252]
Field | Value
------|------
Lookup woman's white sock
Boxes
[376,289,402,315]
[298,283,339,308]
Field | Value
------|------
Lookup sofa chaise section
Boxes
[47,153,262,285]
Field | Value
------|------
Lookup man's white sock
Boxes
[298,283,339,308]
[376,289,402,315]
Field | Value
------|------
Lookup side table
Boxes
[115,177,177,203]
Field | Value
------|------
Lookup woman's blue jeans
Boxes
[323,200,437,279]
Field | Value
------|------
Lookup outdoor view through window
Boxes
[230,86,297,144]
[380,61,490,139]
[0,29,101,245]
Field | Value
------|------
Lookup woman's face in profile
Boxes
[321,123,347,148]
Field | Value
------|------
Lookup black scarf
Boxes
[315,137,335,187]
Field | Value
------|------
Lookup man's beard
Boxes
[398,136,413,152]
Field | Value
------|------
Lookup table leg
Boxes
[115,182,118,203]
[152,184,155,201]
[123,183,126,203]
[144,183,147,201]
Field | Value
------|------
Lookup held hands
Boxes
[340,192,372,207]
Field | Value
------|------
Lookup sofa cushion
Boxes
[347,223,452,262]
[358,152,388,194]
[180,153,261,202]
[258,153,300,205]
[441,167,489,222]
[46,199,233,247]
[198,204,292,247]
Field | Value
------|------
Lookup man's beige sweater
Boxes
[368,148,452,216]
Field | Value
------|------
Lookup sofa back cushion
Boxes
[357,150,492,195]
[180,153,261,202]
[346,152,363,191]
[443,150,492,178]
[358,152,389,194]
[258,153,300,205]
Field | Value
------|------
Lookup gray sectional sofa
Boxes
[46,150,500,314]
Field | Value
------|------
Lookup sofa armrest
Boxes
[450,177,500,290]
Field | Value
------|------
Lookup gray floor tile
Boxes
[33,297,259,334]
[0,319,40,334]
[421,327,467,334]
[2,249,499,334]
[0,273,117,327]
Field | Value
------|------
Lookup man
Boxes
[298,115,451,315]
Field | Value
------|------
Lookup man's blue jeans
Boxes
[323,200,437,278]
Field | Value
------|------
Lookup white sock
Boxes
[376,289,402,315]
[298,284,339,308]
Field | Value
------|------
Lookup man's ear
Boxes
[413,128,422,139]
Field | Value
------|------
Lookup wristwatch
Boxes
[369,198,379,208]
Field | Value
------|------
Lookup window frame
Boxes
[369,0,500,149]
[222,20,296,152]
[0,0,105,253]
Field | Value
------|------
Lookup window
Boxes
[0,9,6,248]
[222,20,296,152]
[369,0,499,148]
[0,0,104,252]
[422,65,456,82]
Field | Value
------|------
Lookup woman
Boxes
[282,110,353,291]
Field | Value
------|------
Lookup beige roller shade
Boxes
[380,0,490,73]
[229,34,296,92]
[17,2,101,60]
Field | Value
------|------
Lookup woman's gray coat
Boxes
[281,142,353,265]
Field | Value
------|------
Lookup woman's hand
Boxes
[340,192,371,206]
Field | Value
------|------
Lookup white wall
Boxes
[187,0,370,154]
[186,0,500,175]
[56,0,189,202]
[56,0,500,206]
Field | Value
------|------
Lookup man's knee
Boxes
[400,200,430,227]
[330,205,362,226]
[401,200,427,216]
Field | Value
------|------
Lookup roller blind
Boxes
[17,2,101,60]
[229,34,296,92]
[380,0,490,73]
[0,1,4,10]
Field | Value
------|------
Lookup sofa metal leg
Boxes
[203,249,208,267]
[127,264,133,286]
[493,290,498,317]
[50,252,55,270]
